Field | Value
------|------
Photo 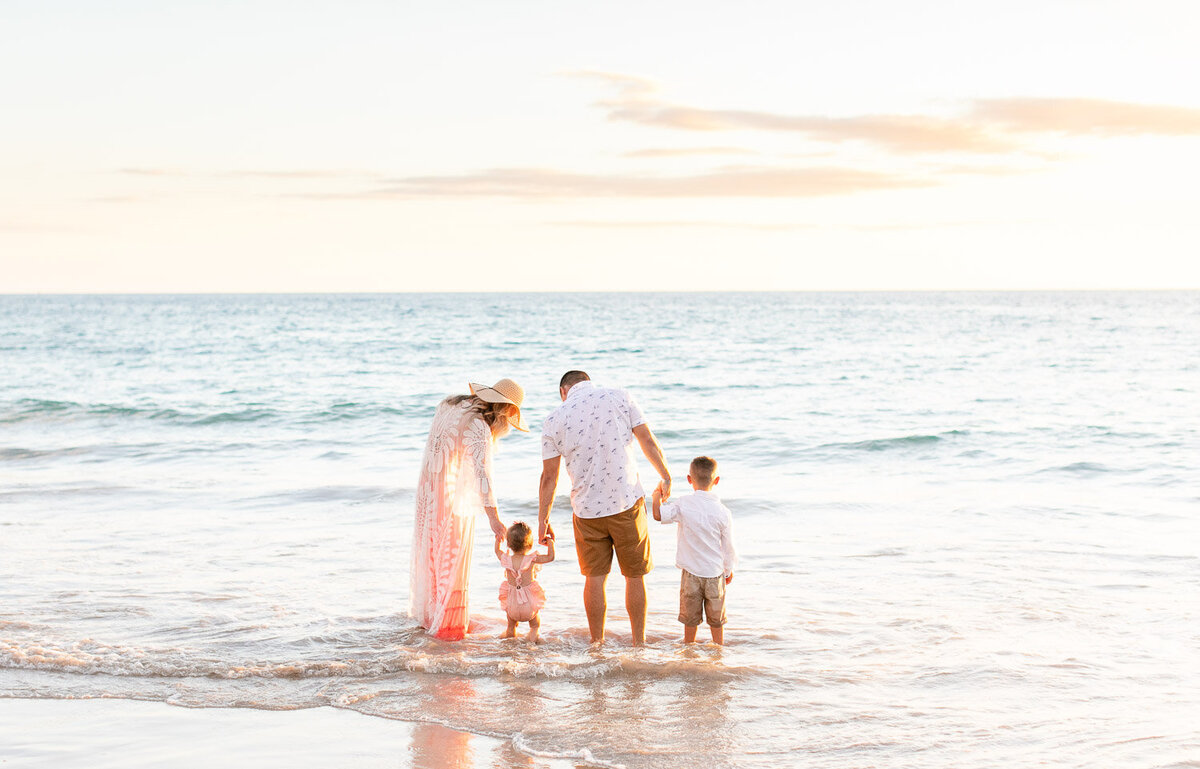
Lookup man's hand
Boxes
[725,571,734,586]
[538,456,560,546]
[632,424,671,501]
[658,477,672,500]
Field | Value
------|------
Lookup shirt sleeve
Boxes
[466,418,498,508]
[624,389,646,429]
[657,499,682,523]
[721,509,738,575]
[541,426,561,460]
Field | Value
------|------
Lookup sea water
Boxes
[1,292,1197,768]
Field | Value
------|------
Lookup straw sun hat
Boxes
[468,378,528,432]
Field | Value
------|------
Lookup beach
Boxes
[2,292,1198,768]
[0,698,575,768]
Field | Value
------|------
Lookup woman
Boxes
[410,378,527,640]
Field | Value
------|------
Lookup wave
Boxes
[1032,461,1116,476]
[815,430,967,453]
[0,631,756,684]
[0,398,78,423]
[0,398,411,428]
[189,409,279,426]
[236,485,399,507]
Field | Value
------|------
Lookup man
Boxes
[538,370,672,645]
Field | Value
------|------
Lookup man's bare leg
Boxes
[709,624,724,645]
[625,575,646,645]
[584,574,607,643]
[682,625,698,643]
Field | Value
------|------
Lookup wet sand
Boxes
[0,698,579,768]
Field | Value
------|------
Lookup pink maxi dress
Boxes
[410,398,496,640]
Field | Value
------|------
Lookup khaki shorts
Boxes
[679,570,726,627]
[572,498,653,578]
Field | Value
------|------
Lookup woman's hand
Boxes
[484,506,506,540]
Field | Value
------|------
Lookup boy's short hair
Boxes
[689,456,717,486]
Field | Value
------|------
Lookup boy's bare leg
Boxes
[709,625,724,645]
[625,575,646,646]
[502,618,518,638]
[527,615,540,644]
[683,625,698,643]
[584,574,607,644]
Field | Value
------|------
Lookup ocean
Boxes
[1,292,1197,768]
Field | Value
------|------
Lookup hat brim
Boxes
[469,383,528,432]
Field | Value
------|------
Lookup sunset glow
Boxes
[3,1,1199,292]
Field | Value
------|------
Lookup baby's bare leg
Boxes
[502,618,518,638]
[527,614,540,643]
[682,625,698,643]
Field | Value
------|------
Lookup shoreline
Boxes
[0,697,581,768]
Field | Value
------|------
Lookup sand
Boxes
[0,698,578,768]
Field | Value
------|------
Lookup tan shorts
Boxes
[679,570,726,627]
[572,498,653,578]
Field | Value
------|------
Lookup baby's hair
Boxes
[506,521,533,553]
[690,455,717,486]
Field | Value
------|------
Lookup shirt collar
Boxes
[565,380,596,400]
[694,489,718,499]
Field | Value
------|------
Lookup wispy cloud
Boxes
[607,105,1016,154]
[364,166,935,200]
[116,168,382,180]
[623,146,757,158]
[548,219,1022,232]
[548,219,820,231]
[968,97,1200,136]
[574,72,1200,155]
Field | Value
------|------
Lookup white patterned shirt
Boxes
[657,490,737,579]
[541,381,647,519]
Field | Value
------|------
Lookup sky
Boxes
[3,0,1200,292]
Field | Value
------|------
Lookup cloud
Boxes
[547,219,1017,232]
[548,219,820,231]
[968,97,1200,136]
[115,168,380,180]
[367,166,935,200]
[566,70,659,100]
[577,73,1200,155]
[623,146,757,158]
[607,105,1017,154]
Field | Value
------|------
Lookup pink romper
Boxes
[497,552,546,622]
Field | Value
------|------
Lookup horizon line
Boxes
[3,288,1198,297]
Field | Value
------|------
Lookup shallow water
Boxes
[2,292,1198,767]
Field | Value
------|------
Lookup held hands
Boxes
[654,477,672,501]
[539,522,555,545]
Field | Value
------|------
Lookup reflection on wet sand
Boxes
[411,721,475,769]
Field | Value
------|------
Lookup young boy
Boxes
[651,456,737,645]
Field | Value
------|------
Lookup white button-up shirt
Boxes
[541,381,647,518]
[657,490,737,579]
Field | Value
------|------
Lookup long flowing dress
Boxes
[410,398,496,640]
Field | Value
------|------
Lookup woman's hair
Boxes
[444,394,515,438]
[506,521,533,553]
